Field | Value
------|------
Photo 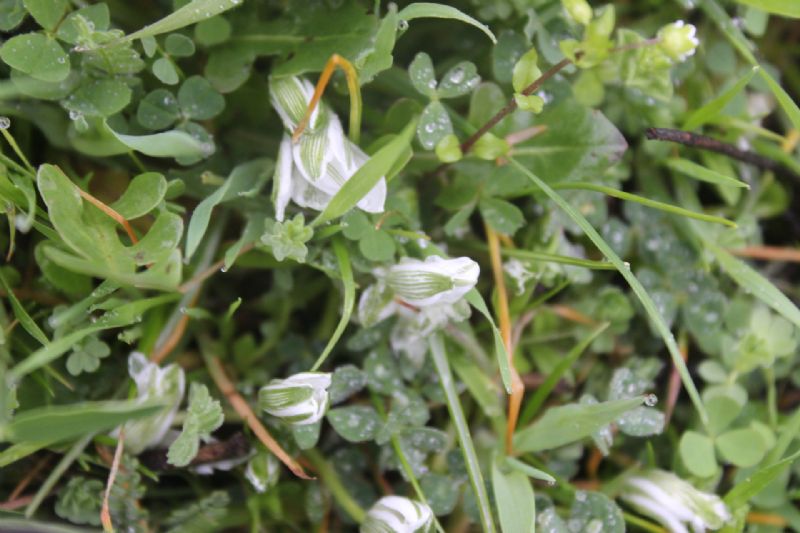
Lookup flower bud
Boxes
[361,496,434,533]
[245,451,280,493]
[562,0,592,25]
[386,256,479,307]
[658,21,700,62]
[620,469,731,533]
[258,372,331,425]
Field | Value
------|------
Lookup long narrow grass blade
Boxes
[509,157,709,426]
[429,334,496,533]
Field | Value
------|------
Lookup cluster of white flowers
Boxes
[269,76,386,222]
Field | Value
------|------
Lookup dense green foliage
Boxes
[1,0,800,531]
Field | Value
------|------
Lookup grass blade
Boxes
[725,449,800,510]
[682,66,759,130]
[514,397,645,453]
[492,456,535,533]
[310,237,355,371]
[123,0,243,42]
[465,289,512,394]
[705,241,800,328]
[664,158,749,189]
[509,156,709,426]
[397,3,497,43]
[429,334,496,533]
[552,182,736,227]
[519,322,610,425]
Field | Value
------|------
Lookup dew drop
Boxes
[644,393,658,407]
[179,306,187,314]
[220,266,228,273]
[0,116,10,129]
[397,19,409,31]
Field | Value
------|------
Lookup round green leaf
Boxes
[326,405,381,443]
[11,68,76,100]
[0,33,70,82]
[512,48,542,94]
[479,197,524,235]
[358,230,396,262]
[437,61,480,99]
[679,430,718,478]
[152,57,179,85]
[420,473,459,516]
[194,16,231,46]
[64,79,132,118]
[23,0,67,31]
[0,0,27,32]
[137,89,180,130]
[165,33,196,57]
[178,75,225,120]
[716,427,768,467]
[408,51,436,97]
[417,101,453,150]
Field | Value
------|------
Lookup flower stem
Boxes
[305,448,366,524]
[484,223,524,454]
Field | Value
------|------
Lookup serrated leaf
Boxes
[167,383,223,467]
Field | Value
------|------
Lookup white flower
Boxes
[385,256,480,307]
[116,352,185,454]
[269,76,386,221]
[658,20,700,62]
[258,372,331,425]
[361,496,434,533]
[620,470,731,533]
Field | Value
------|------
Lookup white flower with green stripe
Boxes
[116,352,185,454]
[620,469,730,533]
[386,256,480,307]
[269,76,386,221]
[361,496,434,533]
[258,371,331,425]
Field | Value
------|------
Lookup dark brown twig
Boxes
[645,127,800,181]
[460,58,572,154]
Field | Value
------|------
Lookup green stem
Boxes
[465,243,617,270]
[509,157,709,428]
[371,394,446,533]
[429,334,497,533]
[764,367,777,429]
[26,432,95,517]
[551,182,736,228]
[304,448,366,524]
[623,511,667,533]
[0,128,35,175]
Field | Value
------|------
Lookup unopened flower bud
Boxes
[361,496,434,533]
[658,21,700,62]
[562,0,592,25]
[245,451,280,493]
[258,372,331,425]
[386,256,479,307]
